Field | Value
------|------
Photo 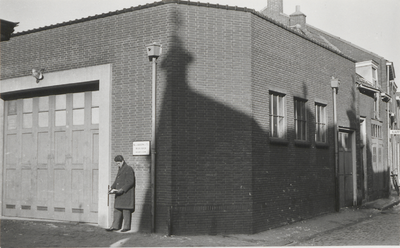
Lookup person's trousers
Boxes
[111,208,133,230]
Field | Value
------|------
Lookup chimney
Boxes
[267,0,283,13]
[262,0,289,25]
[290,6,306,29]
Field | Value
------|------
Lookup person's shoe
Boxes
[105,227,119,232]
[120,229,130,232]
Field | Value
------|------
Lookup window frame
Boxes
[315,102,328,146]
[294,98,308,142]
[269,91,287,142]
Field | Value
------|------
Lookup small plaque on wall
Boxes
[133,141,150,155]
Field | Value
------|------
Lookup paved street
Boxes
[293,204,400,246]
[1,194,399,247]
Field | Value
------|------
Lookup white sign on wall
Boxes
[390,130,400,135]
[133,141,150,155]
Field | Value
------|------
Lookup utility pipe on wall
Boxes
[331,77,340,212]
[151,56,157,233]
[146,43,162,233]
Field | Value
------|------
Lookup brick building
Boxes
[0,0,394,235]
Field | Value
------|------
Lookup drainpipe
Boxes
[146,43,162,233]
[331,77,340,212]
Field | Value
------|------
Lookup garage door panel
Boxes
[22,133,35,165]
[54,169,68,206]
[55,131,67,166]
[21,168,34,204]
[37,169,49,203]
[5,169,18,200]
[6,134,18,165]
[37,132,50,166]
[91,169,99,212]
[72,130,85,166]
[92,133,99,166]
[71,169,84,207]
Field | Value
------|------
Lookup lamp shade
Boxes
[146,42,162,59]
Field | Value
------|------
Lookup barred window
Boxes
[269,92,286,138]
[294,98,307,141]
[315,103,327,143]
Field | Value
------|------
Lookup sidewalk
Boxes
[1,194,399,247]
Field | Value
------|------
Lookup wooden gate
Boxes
[3,91,99,223]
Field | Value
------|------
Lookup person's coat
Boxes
[111,162,135,210]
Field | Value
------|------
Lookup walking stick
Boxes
[108,185,110,206]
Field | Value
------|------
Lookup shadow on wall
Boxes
[136,7,336,235]
[140,8,264,234]
[136,7,376,235]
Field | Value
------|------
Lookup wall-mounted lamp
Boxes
[330,77,340,91]
[32,68,44,83]
[146,42,162,61]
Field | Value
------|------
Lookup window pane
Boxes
[55,110,66,126]
[273,95,278,115]
[38,96,49,111]
[92,91,99,107]
[73,92,85,108]
[73,109,85,125]
[315,104,326,143]
[56,95,66,110]
[92,107,99,124]
[23,98,33,113]
[295,100,307,140]
[23,113,32,128]
[278,96,284,115]
[8,115,17,130]
[38,112,49,127]
[8,100,17,115]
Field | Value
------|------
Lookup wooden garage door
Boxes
[3,91,99,223]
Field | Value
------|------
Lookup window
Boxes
[23,98,33,129]
[315,103,327,143]
[55,94,67,126]
[294,98,307,141]
[73,92,85,125]
[356,60,379,88]
[269,92,286,139]
[374,93,380,119]
[372,67,378,87]
[371,123,382,139]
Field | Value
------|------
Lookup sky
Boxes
[1,0,399,85]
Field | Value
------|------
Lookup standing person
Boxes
[106,155,135,232]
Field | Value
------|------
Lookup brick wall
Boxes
[1,2,172,233]
[157,4,254,234]
[312,28,391,201]
[1,0,360,235]
[251,13,356,232]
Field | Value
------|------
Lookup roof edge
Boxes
[306,23,386,62]
[10,0,356,62]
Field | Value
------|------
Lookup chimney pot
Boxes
[290,5,306,29]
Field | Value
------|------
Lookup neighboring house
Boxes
[0,0,394,235]
[307,23,397,202]
[262,0,397,205]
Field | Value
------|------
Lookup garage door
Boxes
[3,91,99,223]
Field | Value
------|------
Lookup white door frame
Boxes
[0,64,112,227]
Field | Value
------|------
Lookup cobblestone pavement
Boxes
[1,198,399,247]
[293,204,400,246]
